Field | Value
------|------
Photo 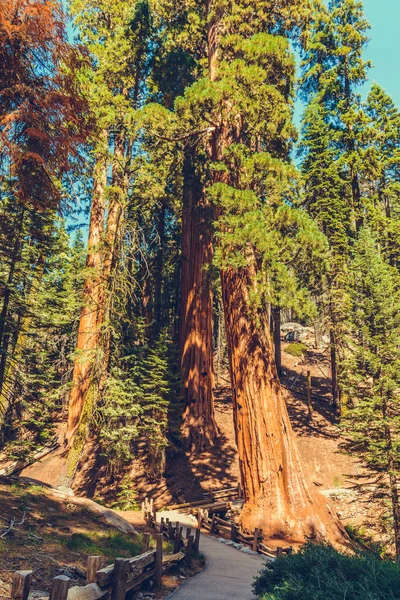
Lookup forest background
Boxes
[2,0,400,556]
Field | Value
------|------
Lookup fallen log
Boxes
[45,489,138,535]
[0,444,59,477]
[68,583,109,600]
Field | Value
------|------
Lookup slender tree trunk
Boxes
[272,307,282,378]
[0,207,25,399]
[180,151,218,452]
[382,396,400,557]
[0,262,44,434]
[153,202,166,339]
[66,157,107,446]
[330,329,340,410]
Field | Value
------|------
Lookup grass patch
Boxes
[345,524,387,556]
[63,531,143,560]
[253,543,400,600]
[284,342,307,357]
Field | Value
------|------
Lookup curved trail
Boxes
[158,511,267,600]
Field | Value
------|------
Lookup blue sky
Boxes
[362,0,400,105]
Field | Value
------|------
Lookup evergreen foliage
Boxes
[253,543,400,600]
[99,328,179,477]
[342,229,400,553]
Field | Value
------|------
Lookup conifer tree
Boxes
[343,229,400,557]
[363,84,400,267]
[300,0,370,409]
[150,3,219,452]
[0,0,84,418]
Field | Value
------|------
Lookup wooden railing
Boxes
[197,509,292,558]
[144,511,200,568]
[141,484,242,515]
[141,485,292,560]
[10,532,189,600]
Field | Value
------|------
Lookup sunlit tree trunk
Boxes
[206,0,345,543]
[221,264,343,540]
[180,151,218,452]
[66,157,107,446]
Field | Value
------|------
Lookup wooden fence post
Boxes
[277,546,283,558]
[185,535,194,568]
[142,532,150,552]
[155,533,163,590]
[160,517,165,532]
[237,482,242,498]
[168,521,173,540]
[111,558,130,600]
[194,527,200,552]
[87,556,102,584]
[231,523,237,542]
[186,527,192,539]
[174,531,182,553]
[252,528,259,552]
[211,514,216,533]
[307,370,313,422]
[196,510,202,528]
[11,571,32,600]
[49,575,70,600]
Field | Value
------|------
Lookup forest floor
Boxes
[1,338,390,557]
[0,480,205,599]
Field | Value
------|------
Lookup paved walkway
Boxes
[157,511,267,600]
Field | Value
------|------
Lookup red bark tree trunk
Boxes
[221,265,344,541]
[180,152,218,452]
[66,158,107,446]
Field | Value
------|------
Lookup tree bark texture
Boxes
[220,264,344,542]
[180,152,218,452]
[66,158,107,446]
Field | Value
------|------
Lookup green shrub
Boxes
[253,543,400,600]
[110,475,139,511]
[284,342,307,357]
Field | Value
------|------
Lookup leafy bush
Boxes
[253,543,400,600]
[284,342,307,357]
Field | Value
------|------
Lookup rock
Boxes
[57,486,74,496]
[217,538,225,543]
[225,540,235,546]
[240,547,257,555]
[233,543,243,550]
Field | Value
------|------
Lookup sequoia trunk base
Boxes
[221,266,346,545]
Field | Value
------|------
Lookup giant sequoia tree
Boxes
[163,0,346,541]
